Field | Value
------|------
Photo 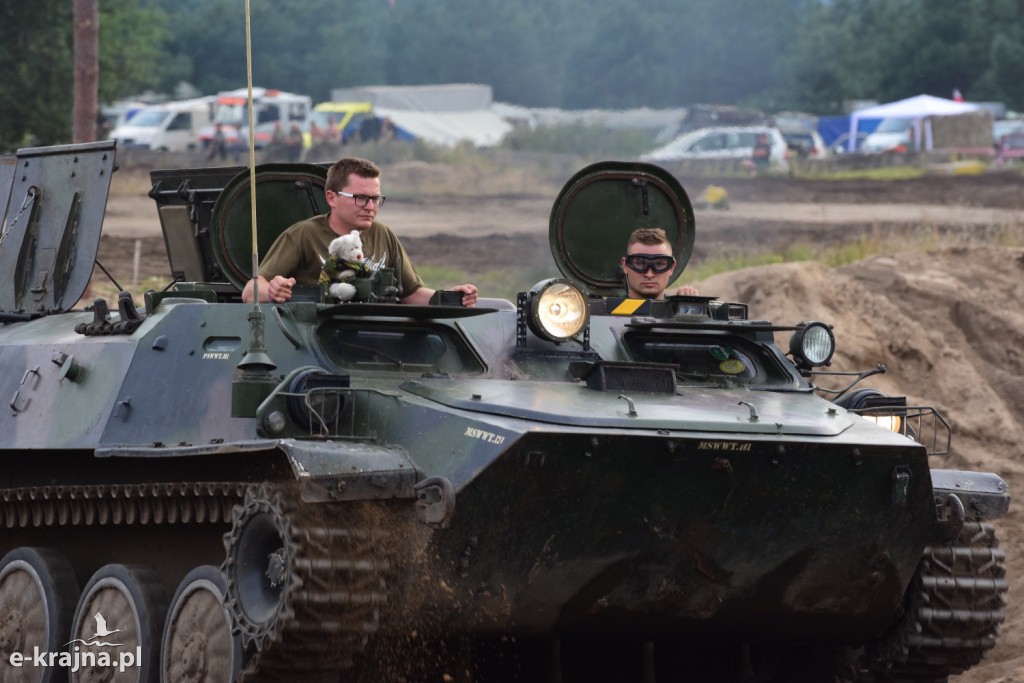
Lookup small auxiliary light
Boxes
[789,321,835,370]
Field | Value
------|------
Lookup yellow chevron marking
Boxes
[611,299,646,315]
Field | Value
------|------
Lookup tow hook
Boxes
[415,476,456,528]
[936,492,966,541]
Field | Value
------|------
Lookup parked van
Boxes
[110,97,214,152]
[860,117,913,153]
[198,88,312,151]
[98,99,147,139]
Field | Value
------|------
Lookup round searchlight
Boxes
[527,279,590,342]
[790,322,835,370]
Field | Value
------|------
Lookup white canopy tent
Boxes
[848,94,980,151]
[373,107,512,148]
[327,84,513,148]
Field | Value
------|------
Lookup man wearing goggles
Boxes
[621,228,699,299]
[242,157,478,306]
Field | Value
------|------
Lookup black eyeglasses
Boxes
[624,254,676,274]
[332,190,386,208]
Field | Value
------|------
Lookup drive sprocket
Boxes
[222,484,388,681]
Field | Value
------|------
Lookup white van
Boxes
[860,117,913,153]
[110,97,214,152]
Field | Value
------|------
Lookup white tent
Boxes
[327,84,512,148]
[374,107,512,148]
[848,94,980,151]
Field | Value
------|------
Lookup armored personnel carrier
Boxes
[0,141,1010,682]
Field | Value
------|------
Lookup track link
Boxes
[223,484,389,682]
[863,520,1007,681]
[0,482,246,528]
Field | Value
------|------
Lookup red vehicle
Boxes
[996,132,1024,163]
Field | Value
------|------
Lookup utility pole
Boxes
[73,0,99,143]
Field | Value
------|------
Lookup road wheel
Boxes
[0,547,80,683]
[160,565,242,683]
[69,565,168,683]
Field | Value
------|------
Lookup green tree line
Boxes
[3,0,1023,151]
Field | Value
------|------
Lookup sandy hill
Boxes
[698,246,1024,682]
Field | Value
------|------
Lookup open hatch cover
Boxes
[0,141,116,314]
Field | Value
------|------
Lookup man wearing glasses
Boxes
[241,157,478,306]
[621,228,699,299]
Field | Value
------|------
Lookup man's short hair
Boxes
[627,227,669,249]
[326,157,381,192]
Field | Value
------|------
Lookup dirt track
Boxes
[98,164,1024,682]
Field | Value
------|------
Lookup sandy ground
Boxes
[98,162,1024,681]
[707,249,1024,683]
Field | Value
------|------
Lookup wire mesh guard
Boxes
[851,405,952,456]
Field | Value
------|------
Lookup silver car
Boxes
[640,125,790,171]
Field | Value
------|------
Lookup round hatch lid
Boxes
[548,161,695,297]
[209,163,330,290]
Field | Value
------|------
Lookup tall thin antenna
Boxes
[244,0,260,307]
[236,0,276,378]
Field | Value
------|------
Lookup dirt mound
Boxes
[698,246,1024,682]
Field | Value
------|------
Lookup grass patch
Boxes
[501,122,658,159]
[679,253,785,282]
[676,222,1024,288]
[999,223,1024,247]
[824,234,884,266]
[795,165,927,181]
[679,242,829,283]
[677,235,901,284]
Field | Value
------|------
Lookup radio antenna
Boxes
[244,0,260,308]
[236,0,276,376]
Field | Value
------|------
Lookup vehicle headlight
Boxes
[526,279,589,343]
[836,388,906,435]
[866,413,903,433]
[789,322,835,370]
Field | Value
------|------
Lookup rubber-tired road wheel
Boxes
[69,564,168,683]
[0,547,80,683]
[160,565,243,683]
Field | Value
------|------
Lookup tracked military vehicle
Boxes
[0,141,1010,682]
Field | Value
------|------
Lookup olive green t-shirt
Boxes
[258,214,424,298]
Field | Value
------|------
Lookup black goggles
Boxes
[624,254,676,274]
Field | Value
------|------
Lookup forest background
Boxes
[2,0,1024,151]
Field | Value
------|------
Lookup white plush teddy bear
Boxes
[319,230,370,301]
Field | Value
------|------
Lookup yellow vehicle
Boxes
[306,101,374,146]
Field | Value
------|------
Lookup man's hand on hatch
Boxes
[266,275,296,303]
